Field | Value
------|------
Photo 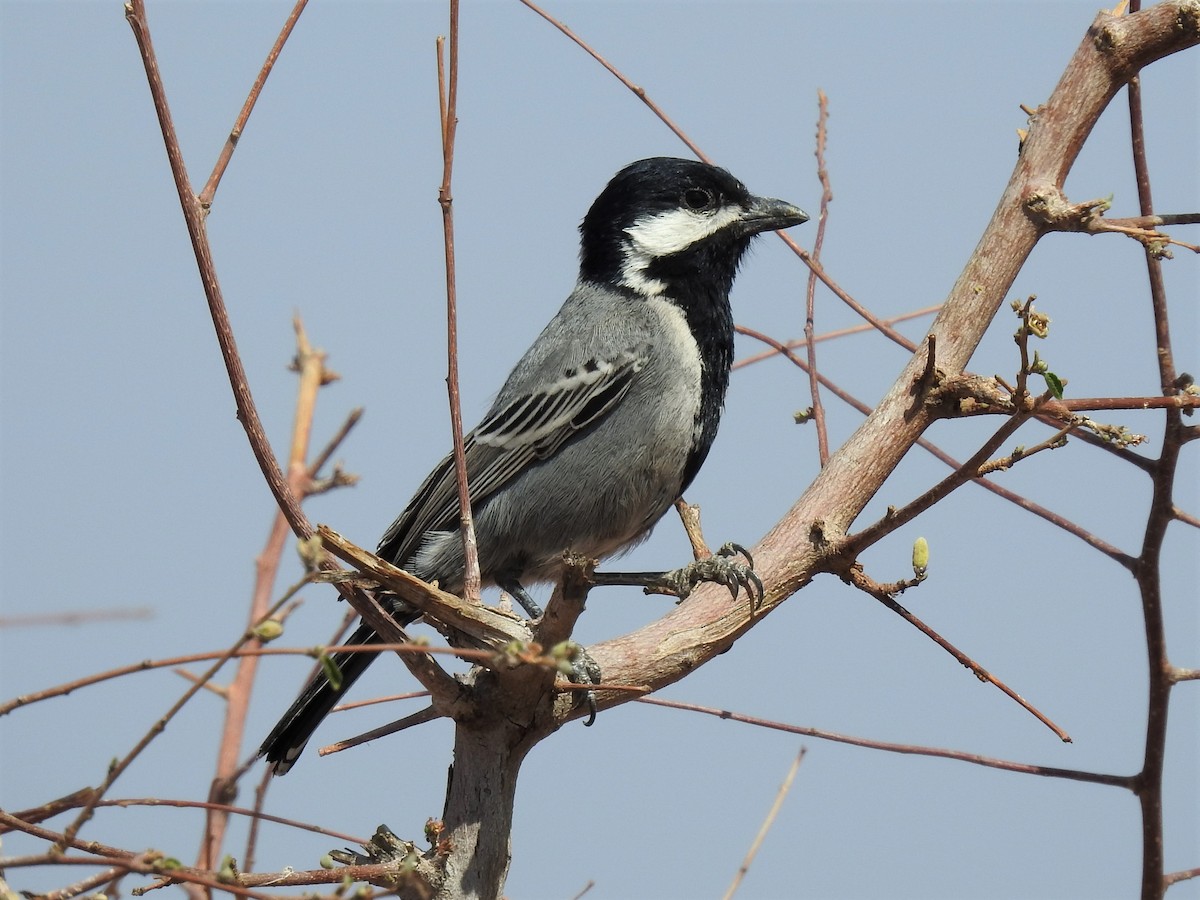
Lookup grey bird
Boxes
[260,157,807,773]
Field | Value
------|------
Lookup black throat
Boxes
[642,233,751,492]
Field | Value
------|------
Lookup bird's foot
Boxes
[591,542,764,607]
[554,640,601,726]
[653,542,763,606]
[328,824,416,868]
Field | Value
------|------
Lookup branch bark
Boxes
[119,2,1198,898]
[585,0,1199,700]
[409,5,1200,896]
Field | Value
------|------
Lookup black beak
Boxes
[740,195,809,236]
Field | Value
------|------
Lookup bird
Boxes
[259,157,808,774]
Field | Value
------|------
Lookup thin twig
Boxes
[638,697,1126,787]
[56,579,308,849]
[102,797,365,845]
[733,326,1135,566]
[334,689,433,712]
[841,565,1071,742]
[732,305,942,370]
[0,641,387,716]
[1045,395,1200,413]
[318,705,443,757]
[804,91,833,465]
[516,0,707,160]
[1124,24,1182,894]
[975,424,1071,476]
[308,406,364,477]
[1164,867,1200,887]
[172,668,229,698]
[0,608,153,628]
[38,865,125,900]
[436,4,481,602]
[317,676,647,761]
[722,748,806,900]
[845,400,1039,557]
[199,317,329,871]
[198,0,310,206]
[124,0,310,543]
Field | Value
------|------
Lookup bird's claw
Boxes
[328,825,414,868]
[563,643,602,726]
[716,541,755,572]
[654,542,763,608]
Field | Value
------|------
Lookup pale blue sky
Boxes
[1,2,1197,898]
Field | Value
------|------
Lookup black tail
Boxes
[258,621,383,774]
[260,593,423,774]
[260,582,535,771]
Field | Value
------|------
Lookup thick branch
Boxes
[585,1,1200,699]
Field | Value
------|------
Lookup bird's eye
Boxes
[682,187,715,212]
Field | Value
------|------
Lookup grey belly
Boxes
[408,411,689,590]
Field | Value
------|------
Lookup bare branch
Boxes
[198,0,311,207]
[0,608,152,628]
[309,407,364,477]
[1164,868,1200,887]
[198,316,333,871]
[318,526,526,652]
[319,705,443,758]
[436,4,482,604]
[722,748,806,900]
[803,92,833,465]
[638,697,1128,786]
[838,563,1071,742]
[1122,11,1191,891]
[585,0,1198,716]
[124,0,309,543]
[56,580,307,849]
[517,0,708,160]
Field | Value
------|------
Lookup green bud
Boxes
[252,619,284,643]
[296,534,325,571]
[319,653,344,691]
[912,537,930,576]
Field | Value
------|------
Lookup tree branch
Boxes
[584,0,1200,708]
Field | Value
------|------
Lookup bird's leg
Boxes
[496,575,600,723]
[592,542,764,607]
[496,576,544,619]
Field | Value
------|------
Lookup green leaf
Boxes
[1043,371,1064,399]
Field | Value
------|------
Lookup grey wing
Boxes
[377,342,651,566]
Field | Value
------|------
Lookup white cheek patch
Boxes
[619,205,743,296]
[625,206,743,257]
